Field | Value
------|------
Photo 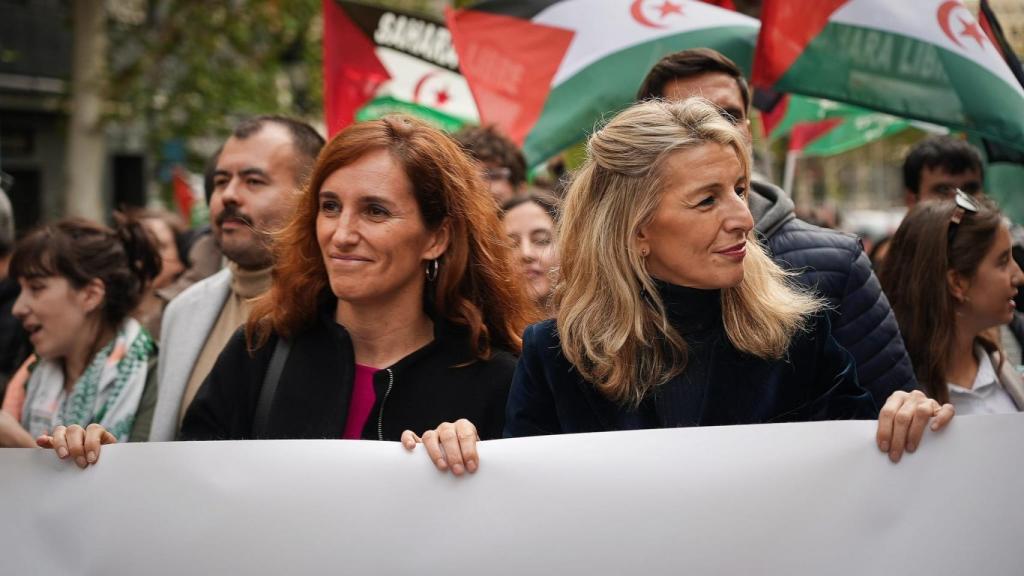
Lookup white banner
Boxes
[2,415,1022,575]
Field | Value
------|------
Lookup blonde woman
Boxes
[407,99,952,474]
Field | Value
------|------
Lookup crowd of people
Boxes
[0,48,1019,476]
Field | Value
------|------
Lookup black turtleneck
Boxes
[640,280,726,428]
[506,278,878,438]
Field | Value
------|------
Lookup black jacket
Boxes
[180,312,516,441]
[505,289,877,438]
[0,277,30,395]
[750,180,917,405]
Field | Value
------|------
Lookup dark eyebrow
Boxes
[239,167,270,179]
[358,194,396,206]
[318,190,339,199]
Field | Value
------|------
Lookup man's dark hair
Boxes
[902,136,984,194]
[232,115,326,184]
[203,146,222,205]
[453,125,527,187]
[636,48,750,112]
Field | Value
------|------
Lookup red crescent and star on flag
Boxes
[630,0,685,30]
[937,0,988,51]
[412,71,452,108]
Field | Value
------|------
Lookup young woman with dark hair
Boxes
[880,193,1024,413]
[501,191,560,314]
[129,208,187,338]
[0,215,161,462]
[50,115,539,472]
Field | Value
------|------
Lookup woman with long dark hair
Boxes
[130,208,187,338]
[501,192,560,315]
[0,216,161,462]
[880,193,1024,413]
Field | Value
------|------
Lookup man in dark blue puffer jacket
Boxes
[636,48,917,407]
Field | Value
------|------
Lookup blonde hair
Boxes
[555,98,824,407]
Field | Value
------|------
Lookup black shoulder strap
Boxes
[253,337,290,438]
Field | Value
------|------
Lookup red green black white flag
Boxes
[753,0,1024,152]
[322,0,478,136]
[765,94,912,157]
[447,0,759,165]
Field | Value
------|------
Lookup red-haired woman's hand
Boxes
[876,390,955,463]
[401,418,480,476]
[37,423,117,468]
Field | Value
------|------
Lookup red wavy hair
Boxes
[246,115,538,357]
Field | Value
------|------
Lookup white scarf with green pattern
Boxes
[21,318,154,441]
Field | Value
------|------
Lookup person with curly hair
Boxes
[454,124,528,207]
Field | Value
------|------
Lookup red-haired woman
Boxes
[49,115,538,472]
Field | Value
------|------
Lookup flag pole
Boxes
[782,149,800,199]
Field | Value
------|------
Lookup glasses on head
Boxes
[483,166,512,182]
[947,188,980,248]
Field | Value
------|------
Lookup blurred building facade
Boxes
[0,0,148,235]
[0,0,73,234]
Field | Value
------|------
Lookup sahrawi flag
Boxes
[753,0,1024,152]
[762,94,912,157]
[447,0,759,165]
[322,0,478,136]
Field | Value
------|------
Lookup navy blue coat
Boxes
[750,180,917,405]
[505,316,877,438]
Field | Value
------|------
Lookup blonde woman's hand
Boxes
[36,423,117,468]
[876,390,954,463]
[401,419,480,476]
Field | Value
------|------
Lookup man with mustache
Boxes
[147,116,324,442]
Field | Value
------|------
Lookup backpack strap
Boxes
[252,338,290,438]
